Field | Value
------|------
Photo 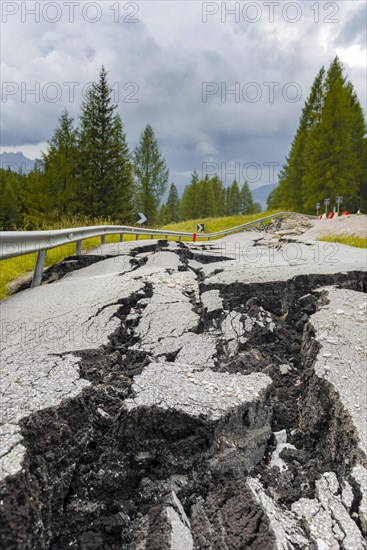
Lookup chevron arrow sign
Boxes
[137,212,148,224]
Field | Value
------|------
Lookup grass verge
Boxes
[319,235,367,248]
[161,211,280,234]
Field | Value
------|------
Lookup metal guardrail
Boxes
[0,212,313,288]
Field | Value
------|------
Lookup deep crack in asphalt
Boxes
[1,239,366,549]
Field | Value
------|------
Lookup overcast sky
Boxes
[1,0,366,192]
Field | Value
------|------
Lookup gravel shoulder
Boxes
[301,214,367,240]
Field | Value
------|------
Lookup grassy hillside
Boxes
[162,211,280,234]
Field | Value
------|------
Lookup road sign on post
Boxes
[136,212,147,225]
[336,196,343,216]
[197,224,205,232]
[316,202,321,216]
[324,198,330,217]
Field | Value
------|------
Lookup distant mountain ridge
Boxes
[0,152,37,174]
[252,183,278,210]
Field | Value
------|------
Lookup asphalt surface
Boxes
[1,223,366,549]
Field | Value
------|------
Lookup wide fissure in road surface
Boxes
[1,235,367,549]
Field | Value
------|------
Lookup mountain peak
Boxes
[0,152,37,174]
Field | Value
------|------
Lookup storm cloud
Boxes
[1,1,366,191]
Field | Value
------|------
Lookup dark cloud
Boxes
[1,1,365,193]
[333,2,366,47]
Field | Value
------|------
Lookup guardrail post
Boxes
[31,249,46,288]
[76,240,82,255]
[136,234,139,241]
[101,235,106,245]
[179,236,182,242]
[119,234,124,242]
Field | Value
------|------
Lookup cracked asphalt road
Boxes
[1,225,367,549]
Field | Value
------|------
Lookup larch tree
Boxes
[0,169,24,229]
[22,160,48,226]
[240,181,254,214]
[42,110,78,217]
[302,57,366,212]
[179,171,199,220]
[165,183,180,223]
[133,124,169,225]
[197,176,215,218]
[271,67,325,211]
[272,58,366,213]
[226,180,241,215]
[210,175,226,216]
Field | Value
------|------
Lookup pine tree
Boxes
[42,110,78,216]
[361,137,367,212]
[179,185,193,221]
[272,58,366,212]
[250,202,262,214]
[133,124,169,225]
[347,83,367,212]
[267,188,276,210]
[165,183,180,222]
[271,67,325,211]
[157,203,169,225]
[227,180,241,215]
[22,160,49,226]
[224,186,230,215]
[240,181,254,214]
[210,175,226,216]
[0,168,24,229]
[179,171,199,221]
[77,66,134,221]
[197,176,215,217]
[302,57,366,211]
